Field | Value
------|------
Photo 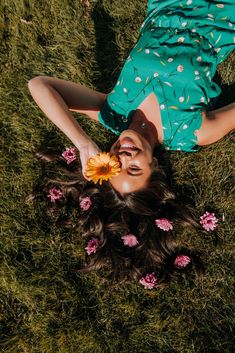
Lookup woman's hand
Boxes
[78,141,101,179]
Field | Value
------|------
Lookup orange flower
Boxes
[85,152,121,185]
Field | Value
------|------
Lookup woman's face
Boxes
[109,130,155,194]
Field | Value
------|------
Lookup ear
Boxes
[152,157,158,169]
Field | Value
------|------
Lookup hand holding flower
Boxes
[79,141,101,179]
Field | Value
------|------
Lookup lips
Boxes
[119,137,139,152]
[120,137,135,145]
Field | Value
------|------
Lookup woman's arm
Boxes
[195,103,235,146]
[28,76,107,175]
[28,76,107,148]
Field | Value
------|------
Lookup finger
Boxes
[82,169,89,181]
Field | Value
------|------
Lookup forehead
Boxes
[110,169,152,193]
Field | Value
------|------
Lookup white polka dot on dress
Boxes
[177,65,184,72]
[160,104,165,110]
[179,96,185,103]
[145,49,150,54]
[183,124,188,129]
[178,37,185,43]
[135,77,142,83]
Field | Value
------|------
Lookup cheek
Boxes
[138,153,152,166]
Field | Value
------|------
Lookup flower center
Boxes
[99,165,110,174]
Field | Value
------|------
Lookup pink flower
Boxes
[174,255,191,268]
[80,196,92,211]
[200,212,218,231]
[62,147,77,164]
[121,234,139,247]
[85,237,100,255]
[139,272,158,289]
[155,218,173,231]
[47,187,63,202]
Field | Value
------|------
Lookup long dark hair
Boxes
[29,149,203,286]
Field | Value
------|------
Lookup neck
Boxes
[128,109,159,150]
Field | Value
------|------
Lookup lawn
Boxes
[1,1,234,352]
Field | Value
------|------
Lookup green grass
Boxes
[1,1,234,352]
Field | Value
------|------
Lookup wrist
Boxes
[75,138,93,151]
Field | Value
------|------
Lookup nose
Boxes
[118,149,140,160]
[117,151,136,168]
[118,151,132,157]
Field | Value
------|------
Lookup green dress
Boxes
[98,0,235,152]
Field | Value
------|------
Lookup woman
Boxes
[28,0,234,286]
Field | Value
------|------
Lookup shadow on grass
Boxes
[91,0,121,92]
[211,72,235,108]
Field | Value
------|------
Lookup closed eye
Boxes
[128,166,143,176]
[130,167,140,171]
